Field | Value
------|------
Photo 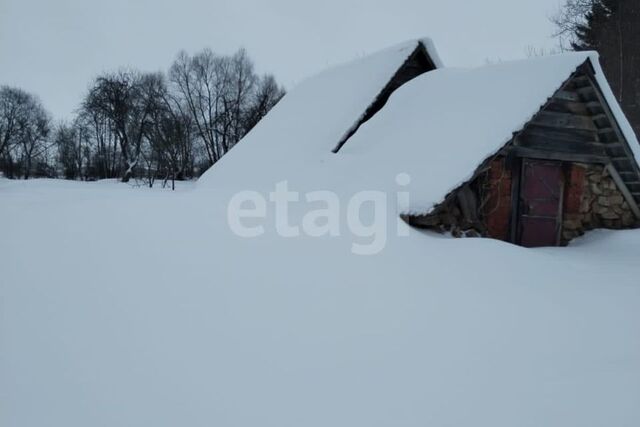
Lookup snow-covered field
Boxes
[2,39,640,427]
[1,178,639,427]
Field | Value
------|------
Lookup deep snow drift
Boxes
[1,179,639,427]
[2,40,640,427]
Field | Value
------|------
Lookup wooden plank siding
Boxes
[504,61,640,219]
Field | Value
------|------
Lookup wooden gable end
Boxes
[404,58,640,246]
[332,42,438,153]
[503,60,640,219]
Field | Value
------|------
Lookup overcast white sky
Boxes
[0,0,563,120]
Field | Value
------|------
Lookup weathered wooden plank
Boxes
[577,86,597,100]
[524,124,598,143]
[625,182,640,193]
[508,146,608,164]
[618,171,640,180]
[582,67,640,203]
[597,127,616,137]
[516,134,608,156]
[552,90,582,103]
[585,101,605,114]
[572,75,591,88]
[545,99,590,115]
[602,144,627,157]
[592,114,610,128]
[611,156,633,161]
[532,111,597,131]
[597,130,619,143]
[611,157,635,168]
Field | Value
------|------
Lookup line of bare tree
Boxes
[0,48,284,188]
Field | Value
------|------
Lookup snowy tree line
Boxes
[0,48,284,187]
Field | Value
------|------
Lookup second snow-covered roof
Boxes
[339,52,640,214]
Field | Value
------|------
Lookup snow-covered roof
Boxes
[340,51,640,214]
[199,42,640,217]
[197,38,441,189]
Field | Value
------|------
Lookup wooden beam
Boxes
[572,75,591,87]
[532,111,597,131]
[509,157,522,244]
[602,144,627,157]
[577,86,597,100]
[606,164,640,219]
[553,90,581,103]
[618,171,639,180]
[515,135,609,156]
[597,128,619,142]
[508,146,608,164]
[524,124,598,144]
[581,66,640,187]
[626,183,640,193]
[611,156,633,162]
[592,114,610,128]
[611,162,637,174]
[598,127,616,135]
[546,99,590,115]
[585,101,605,114]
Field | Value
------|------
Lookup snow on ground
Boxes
[1,178,639,427]
[2,42,640,427]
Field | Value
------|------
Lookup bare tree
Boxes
[169,48,284,167]
[0,87,51,179]
[141,74,194,188]
[77,104,119,179]
[0,87,26,161]
[226,49,257,149]
[1,47,283,182]
[242,74,285,134]
[83,70,154,182]
[169,49,221,165]
[55,119,91,180]
[17,106,51,179]
[1,87,32,177]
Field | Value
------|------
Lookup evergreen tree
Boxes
[571,0,615,51]
[554,0,640,138]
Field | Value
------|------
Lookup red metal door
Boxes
[517,159,564,247]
